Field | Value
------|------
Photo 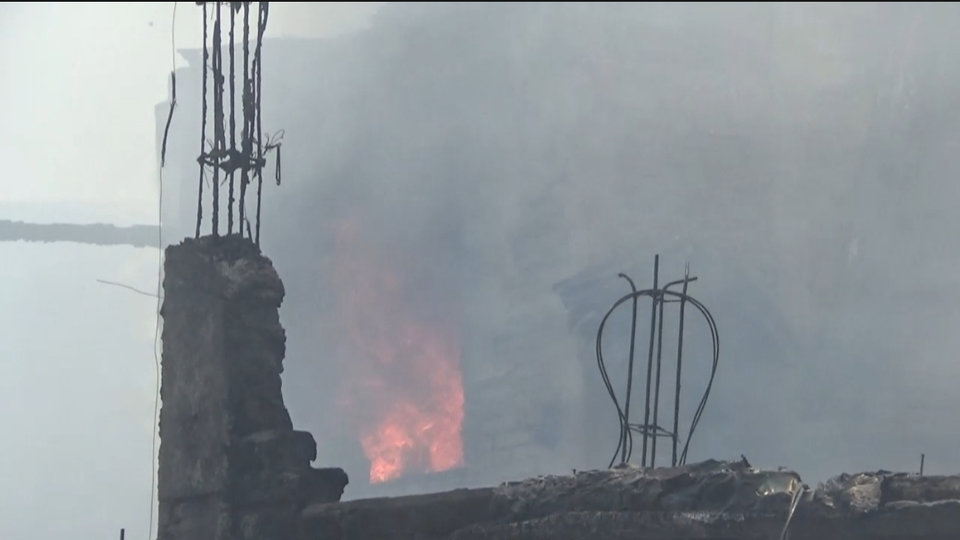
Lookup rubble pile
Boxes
[300,459,960,540]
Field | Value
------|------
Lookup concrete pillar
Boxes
[157,235,347,540]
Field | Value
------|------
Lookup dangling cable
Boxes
[159,25,178,170]
[274,140,282,186]
[150,5,176,539]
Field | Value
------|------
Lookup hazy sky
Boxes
[0,3,380,538]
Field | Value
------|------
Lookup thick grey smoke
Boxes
[173,2,960,494]
[6,3,960,539]
[285,2,960,486]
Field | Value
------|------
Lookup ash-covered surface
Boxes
[300,459,960,540]
[158,234,347,540]
[489,458,801,521]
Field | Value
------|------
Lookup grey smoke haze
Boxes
[267,0,960,488]
[3,1,960,538]
[0,3,379,539]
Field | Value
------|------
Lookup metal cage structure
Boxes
[596,254,720,468]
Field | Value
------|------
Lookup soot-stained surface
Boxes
[300,459,960,540]
[158,235,347,540]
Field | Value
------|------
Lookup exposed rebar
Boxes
[191,2,281,244]
[596,255,719,469]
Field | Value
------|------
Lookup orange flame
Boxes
[334,217,465,483]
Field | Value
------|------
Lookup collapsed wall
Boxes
[157,235,347,540]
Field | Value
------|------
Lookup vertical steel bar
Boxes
[227,6,236,234]
[651,277,668,467]
[641,255,660,466]
[211,1,223,236]
[619,274,640,465]
[672,265,691,467]
[196,3,209,238]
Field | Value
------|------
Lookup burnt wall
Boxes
[157,235,347,540]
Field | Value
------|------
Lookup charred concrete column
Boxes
[157,235,347,540]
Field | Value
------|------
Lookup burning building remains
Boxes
[156,2,960,500]
[152,7,960,539]
[157,28,588,498]
[155,7,753,498]
[156,234,960,540]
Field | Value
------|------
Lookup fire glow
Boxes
[334,217,465,483]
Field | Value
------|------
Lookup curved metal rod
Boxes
[596,287,719,468]
[597,273,643,468]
